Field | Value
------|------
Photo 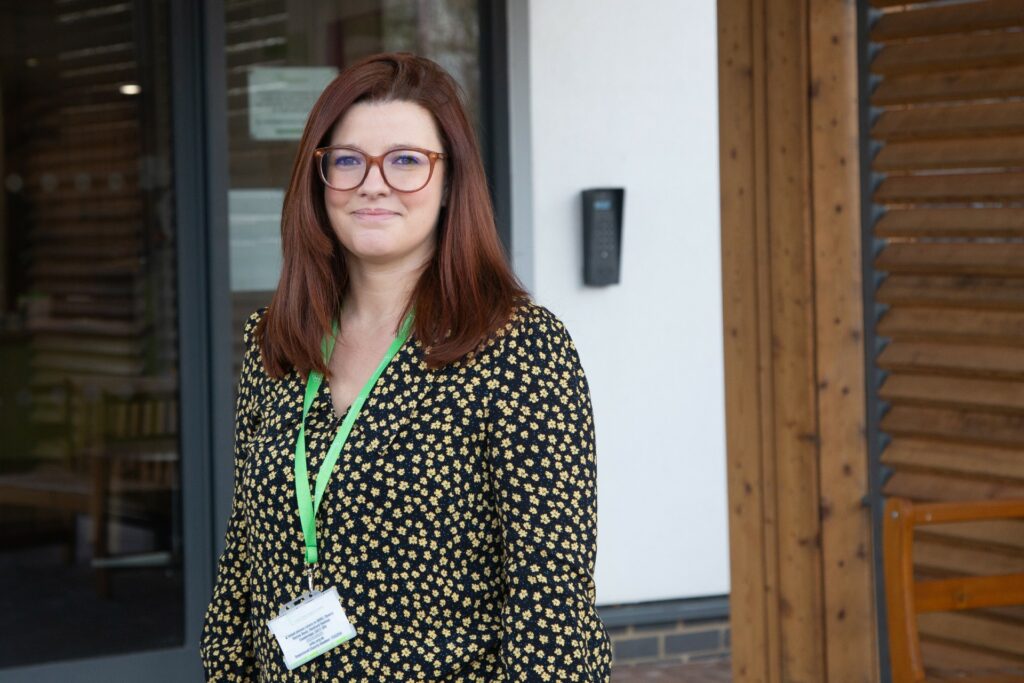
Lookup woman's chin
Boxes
[343,240,406,264]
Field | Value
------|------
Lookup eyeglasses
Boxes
[314,145,446,193]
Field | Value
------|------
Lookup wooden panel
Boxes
[879,374,1024,413]
[871,0,1024,43]
[877,307,1024,344]
[881,405,1024,446]
[871,102,1024,141]
[875,208,1024,238]
[874,173,1024,204]
[882,439,1024,482]
[874,137,1024,172]
[721,0,878,679]
[923,520,1024,553]
[920,639,1024,675]
[810,0,878,678]
[885,469,1024,502]
[870,30,1024,75]
[877,275,1024,310]
[877,342,1024,380]
[717,0,776,679]
[766,0,826,678]
[875,244,1024,277]
[872,65,1024,105]
[917,612,1024,658]
[5,0,180,464]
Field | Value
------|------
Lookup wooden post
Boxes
[718,0,880,680]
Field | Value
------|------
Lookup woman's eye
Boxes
[391,154,423,166]
[334,155,363,167]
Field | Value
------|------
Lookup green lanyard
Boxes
[294,309,414,577]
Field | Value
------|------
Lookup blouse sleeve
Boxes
[200,310,263,681]
[485,309,612,682]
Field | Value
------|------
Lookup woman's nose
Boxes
[359,160,390,195]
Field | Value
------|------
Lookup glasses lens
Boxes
[321,148,366,190]
[382,149,432,191]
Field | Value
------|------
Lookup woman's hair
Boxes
[257,52,529,377]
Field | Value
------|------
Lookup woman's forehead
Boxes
[329,100,442,150]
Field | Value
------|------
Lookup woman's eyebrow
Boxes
[333,142,422,152]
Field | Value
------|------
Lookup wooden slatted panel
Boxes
[875,244,1024,277]
[876,209,1024,238]
[871,0,1024,42]
[868,0,1024,671]
[872,102,1024,140]
[870,31,1024,75]
[874,172,1024,203]
[882,405,1024,447]
[878,342,1024,380]
[921,522,1024,555]
[877,307,1024,344]
[877,276,1024,311]
[874,137,1024,171]
[873,65,1024,105]
[921,639,1024,674]
[884,440,1024,481]
[11,2,179,456]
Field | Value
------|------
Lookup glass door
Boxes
[0,1,211,679]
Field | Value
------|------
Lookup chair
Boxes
[883,496,1024,683]
[84,379,180,596]
[0,375,179,597]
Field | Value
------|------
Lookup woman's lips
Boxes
[352,209,399,222]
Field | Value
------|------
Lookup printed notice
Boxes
[248,67,338,140]
[228,189,283,292]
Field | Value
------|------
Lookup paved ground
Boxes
[612,659,732,682]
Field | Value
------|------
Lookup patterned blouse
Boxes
[200,297,612,681]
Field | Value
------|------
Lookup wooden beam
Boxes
[809,0,879,679]
[718,0,877,680]
[718,0,775,679]
[765,0,828,678]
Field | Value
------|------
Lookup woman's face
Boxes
[323,99,446,269]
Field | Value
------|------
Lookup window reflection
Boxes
[0,0,183,668]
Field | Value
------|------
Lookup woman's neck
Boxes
[341,257,422,331]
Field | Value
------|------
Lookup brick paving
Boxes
[612,658,732,682]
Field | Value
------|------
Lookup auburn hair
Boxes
[257,52,529,378]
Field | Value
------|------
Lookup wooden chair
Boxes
[883,496,1024,683]
[0,376,179,597]
[85,379,180,596]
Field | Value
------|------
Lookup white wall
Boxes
[514,0,727,605]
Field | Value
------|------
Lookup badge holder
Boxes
[266,569,357,671]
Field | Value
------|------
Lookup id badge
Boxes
[266,586,357,670]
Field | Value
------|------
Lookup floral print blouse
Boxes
[200,297,612,681]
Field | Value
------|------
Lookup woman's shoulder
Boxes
[507,296,573,340]
[237,306,271,381]
[476,295,579,365]
[241,305,269,342]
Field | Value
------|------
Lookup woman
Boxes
[201,52,612,682]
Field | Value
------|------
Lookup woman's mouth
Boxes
[352,208,399,222]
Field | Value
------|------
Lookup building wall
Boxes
[515,0,728,605]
